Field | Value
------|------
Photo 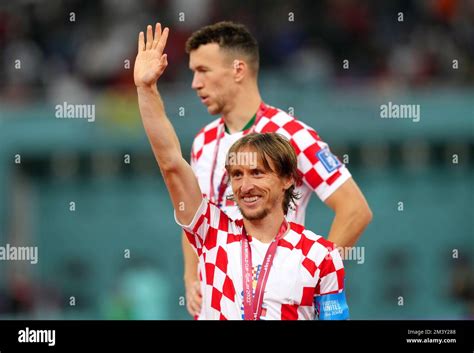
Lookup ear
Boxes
[232,59,246,83]
[282,177,294,191]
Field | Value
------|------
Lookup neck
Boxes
[222,85,262,133]
[243,210,287,244]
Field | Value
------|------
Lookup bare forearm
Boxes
[137,85,202,224]
[182,230,202,316]
[324,178,372,248]
[182,231,199,282]
[134,23,203,224]
[137,85,181,168]
[327,209,371,248]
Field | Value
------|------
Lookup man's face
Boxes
[189,43,236,115]
[228,148,291,221]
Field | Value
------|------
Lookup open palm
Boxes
[134,23,169,87]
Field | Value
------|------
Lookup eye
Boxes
[232,171,242,179]
[252,169,263,176]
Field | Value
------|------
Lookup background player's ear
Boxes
[233,59,246,82]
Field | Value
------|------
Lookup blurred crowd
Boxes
[1,0,473,105]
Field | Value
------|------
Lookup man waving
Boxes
[135,23,349,320]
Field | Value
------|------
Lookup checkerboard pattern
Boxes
[177,199,347,320]
[190,103,351,225]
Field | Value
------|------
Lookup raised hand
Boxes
[134,23,169,88]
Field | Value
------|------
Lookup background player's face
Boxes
[228,148,292,221]
[189,43,238,115]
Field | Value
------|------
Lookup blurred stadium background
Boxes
[0,0,473,320]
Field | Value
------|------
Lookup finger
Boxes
[195,282,202,296]
[186,302,195,316]
[138,31,144,52]
[190,301,200,315]
[186,296,200,315]
[146,25,153,50]
[156,27,169,54]
[195,294,202,306]
[191,289,202,307]
[160,54,168,67]
[153,22,161,49]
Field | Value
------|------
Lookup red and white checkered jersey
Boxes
[190,104,351,224]
[176,198,347,320]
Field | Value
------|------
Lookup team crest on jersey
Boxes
[317,147,342,173]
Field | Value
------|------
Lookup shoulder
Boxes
[282,222,336,253]
[255,105,322,142]
[279,222,340,277]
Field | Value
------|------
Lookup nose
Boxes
[240,175,254,195]
[191,72,203,90]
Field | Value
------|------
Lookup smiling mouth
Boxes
[241,195,262,206]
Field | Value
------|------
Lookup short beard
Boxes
[239,207,269,221]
